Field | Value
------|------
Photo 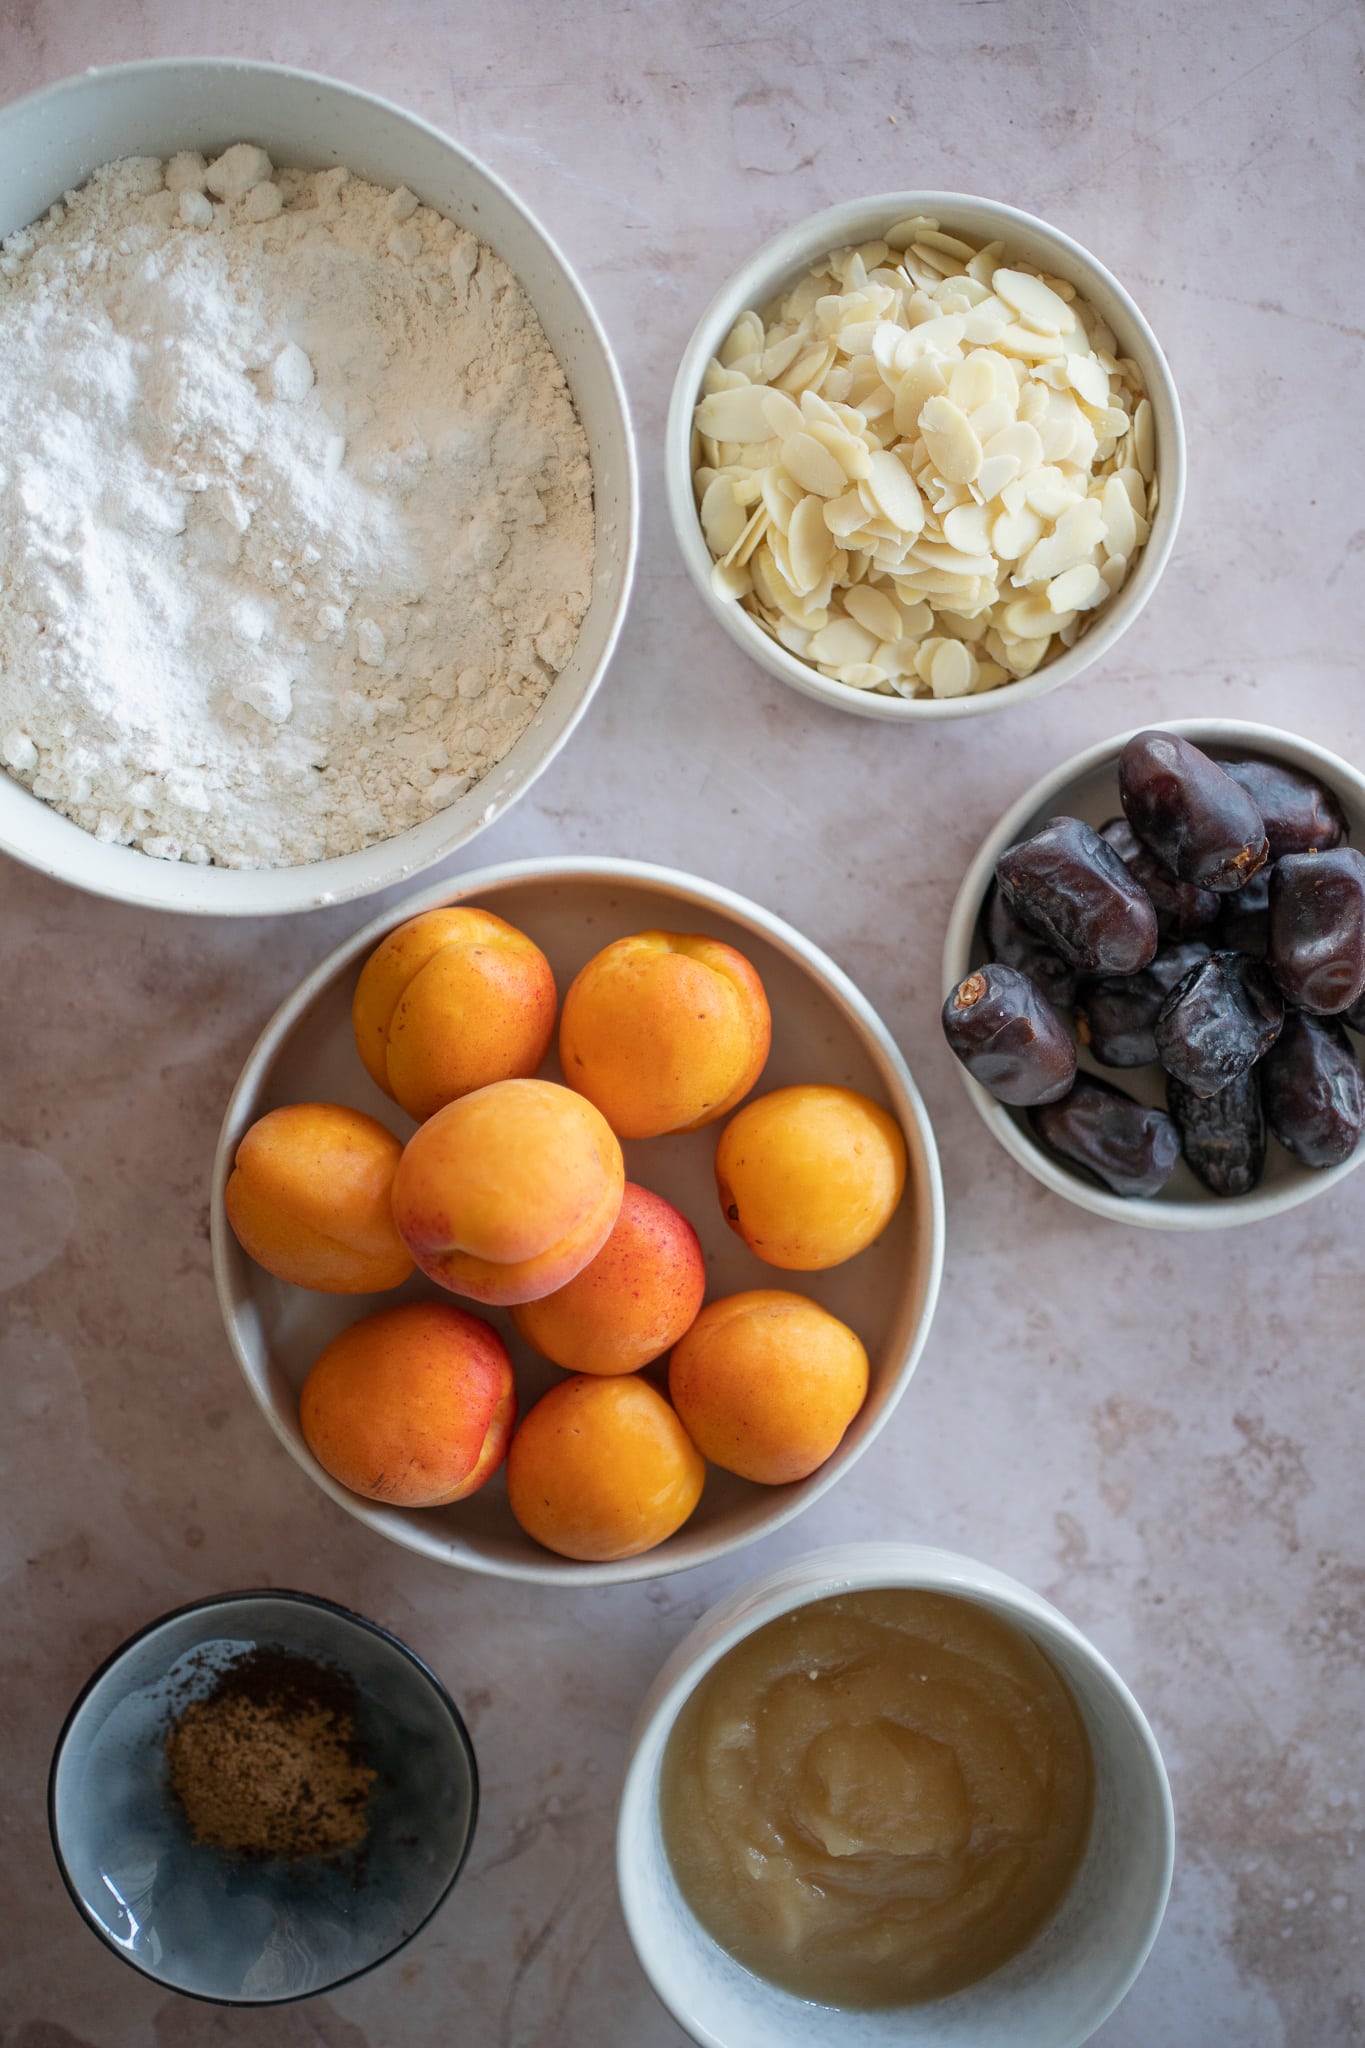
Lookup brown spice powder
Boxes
[165,1646,377,1862]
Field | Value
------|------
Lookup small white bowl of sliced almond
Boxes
[666,193,1184,721]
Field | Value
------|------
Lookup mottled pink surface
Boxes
[1,3,1362,2044]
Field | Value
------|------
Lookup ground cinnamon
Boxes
[165,1646,376,1862]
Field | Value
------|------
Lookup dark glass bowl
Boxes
[48,1589,478,2004]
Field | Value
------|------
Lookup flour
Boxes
[0,148,595,867]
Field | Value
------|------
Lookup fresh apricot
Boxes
[391,1077,625,1306]
[351,905,556,1122]
[224,1102,413,1294]
[511,1182,706,1376]
[715,1084,907,1270]
[299,1300,516,1507]
[668,1289,869,1484]
[505,1374,705,1560]
[558,930,771,1139]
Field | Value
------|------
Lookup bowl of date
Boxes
[941,720,1365,1228]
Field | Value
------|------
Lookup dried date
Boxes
[1267,847,1365,1015]
[1098,816,1221,939]
[1119,730,1269,891]
[996,816,1158,973]
[1261,1013,1365,1168]
[984,886,1078,1013]
[1154,951,1284,1097]
[1166,1068,1265,1198]
[1218,756,1346,859]
[1075,940,1212,1068]
[942,964,1076,1106]
[1029,1074,1181,1199]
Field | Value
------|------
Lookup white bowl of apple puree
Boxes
[616,1542,1173,2046]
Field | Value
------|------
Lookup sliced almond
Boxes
[948,352,999,413]
[1101,472,1139,558]
[992,505,1044,562]
[843,583,904,641]
[699,475,747,557]
[892,357,949,435]
[942,502,993,555]
[864,448,926,533]
[928,638,975,697]
[1047,563,1106,612]
[781,430,849,498]
[1064,352,1111,407]
[710,559,752,601]
[719,311,764,367]
[787,494,835,591]
[694,383,780,442]
[774,342,836,395]
[919,396,983,483]
[1133,397,1155,481]
[809,616,879,666]
[993,267,1074,334]
[806,418,873,481]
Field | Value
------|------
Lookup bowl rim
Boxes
[618,1540,1178,2048]
[941,717,1365,1228]
[46,1584,481,2007]
[615,1539,1175,2047]
[665,188,1186,724]
[210,853,947,1585]
[0,55,639,916]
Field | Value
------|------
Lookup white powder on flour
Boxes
[0,147,595,867]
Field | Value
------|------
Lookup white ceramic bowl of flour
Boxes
[0,60,636,915]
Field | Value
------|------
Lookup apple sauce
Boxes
[660,1587,1092,2007]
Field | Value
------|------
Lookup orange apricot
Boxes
[224,1102,413,1294]
[351,905,556,1122]
[391,1077,624,1306]
[558,930,771,1139]
[668,1289,869,1485]
[300,1300,516,1507]
[505,1374,705,1561]
[511,1182,706,1375]
[715,1084,907,1270]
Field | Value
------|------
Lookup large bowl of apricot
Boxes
[211,857,945,1584]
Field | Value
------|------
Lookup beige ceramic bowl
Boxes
[0,60,636,915]
[617,1541,1174,2046]
[941,719,1365,1228]
[667,192,1183,722]
[212,858,945,1585]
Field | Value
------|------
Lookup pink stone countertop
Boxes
[2,2,1363,2044]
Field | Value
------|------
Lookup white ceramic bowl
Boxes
[211,858,945,1585]
[942,719,1365,1228]
[666,192,1184,723]
[616,1541,1174,2047]
[0,60,636,915]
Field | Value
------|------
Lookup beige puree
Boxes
[660,1588,1093,2007]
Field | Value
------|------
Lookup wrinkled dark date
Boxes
[1267,847,1365,1015]
[1344,989,1365,1033]
[1075,940,1212,1068]
[1166,1068,1265,1198]
[941,964,1076,1107]
[1119,730,1269,891]
[1098,816,1221,939]
[1217,756,1347,859]
[984,886,1078,1013]
[1217,866,1271,956]
[996,816,1159,973]
[1261,1013,1365,1168]
[1154,951,1284,1097]
[1029,1074,1181,1199]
